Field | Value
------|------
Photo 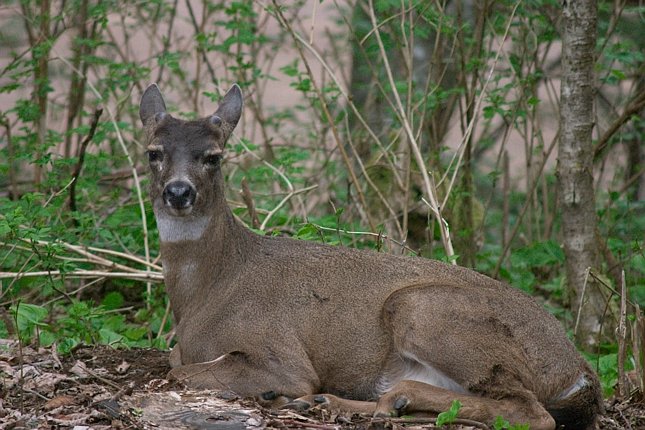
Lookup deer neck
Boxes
[156,201,253,322]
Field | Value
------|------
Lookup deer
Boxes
[139,83,603,430]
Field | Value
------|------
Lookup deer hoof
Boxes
[313,395,329,404]
[394,396,410,412]
[281,399,312,411]
[374,395,410,417]
[261,390,277,401]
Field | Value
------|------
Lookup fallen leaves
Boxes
[0,341,169,429]
[0,341,642,429]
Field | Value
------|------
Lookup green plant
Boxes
[492,416,530,430]
[9,295,167,354]
[436,399,461,426]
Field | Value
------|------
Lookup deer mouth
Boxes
[165,205,194,217]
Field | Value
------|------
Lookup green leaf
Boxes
[296,223,319,238]
[295,79,311,92]
[436,399,461,425]
[492,416,530,430]
[101,292,124,310]
[99,328,124,345]
[493,416,511,430]
[511,240,564,267]
[58,338,81,354]
[124,326,148,341]
[39,330,56,347]
[11,303,49,333]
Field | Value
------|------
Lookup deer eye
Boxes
[147,150,163,163]
[203,153,221,167]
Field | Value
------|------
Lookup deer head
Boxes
[139,84,242,219]
[139,84,242,242]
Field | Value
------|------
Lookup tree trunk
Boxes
[557,0,604,348]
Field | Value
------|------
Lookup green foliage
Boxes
[436,399,461,426]
[492,416,530,430]
[584,351,635,397]
[10,298,159,354]
[11,303,48,343]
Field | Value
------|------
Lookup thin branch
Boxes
[240,177,261,229]
[68,107,103,215]
[271,1,377,232]
[310,224,417,255]
[51,48,153,309]
[493,131,559,277]
[366,0,455,261]
[593,88,645,159]
[185,0,218,87]
[0,270,163,282]
[156,0,179,83]
[617,270,627,398]
[260,185,318,231]
[0,234,162,271]
[0,113,18,198]
[1,242,138,274]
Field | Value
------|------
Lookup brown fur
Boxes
[140,84,602,430]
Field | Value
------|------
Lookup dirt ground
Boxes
[1,342,643,429]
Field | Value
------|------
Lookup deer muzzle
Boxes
[163,180,197,212]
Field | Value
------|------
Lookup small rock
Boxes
[116,360,130,374]
[246,417,262,427]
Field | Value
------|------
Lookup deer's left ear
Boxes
[214,84,243,132]
[140,84,167,126]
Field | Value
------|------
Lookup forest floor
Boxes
[1,343,643,430]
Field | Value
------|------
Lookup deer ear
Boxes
[214,84,243,130]
[140,84,167,126]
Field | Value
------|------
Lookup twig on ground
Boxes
[279,418,339,430]
[374,416,490,430]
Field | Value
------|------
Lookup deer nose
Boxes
[163,180,196,209]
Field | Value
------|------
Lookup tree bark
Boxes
[557,0,604,348]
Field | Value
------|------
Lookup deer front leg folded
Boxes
[166,350,320,409]
[374,380,555,430]
[283,394,377,415]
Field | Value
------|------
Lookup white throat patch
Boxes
[155,213,212,242]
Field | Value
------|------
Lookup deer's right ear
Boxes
[139,84,167,126]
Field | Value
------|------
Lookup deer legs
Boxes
[287,381,554,430]
[167,350,319,409]
[284,394,377,415]
[375,380,555,430]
